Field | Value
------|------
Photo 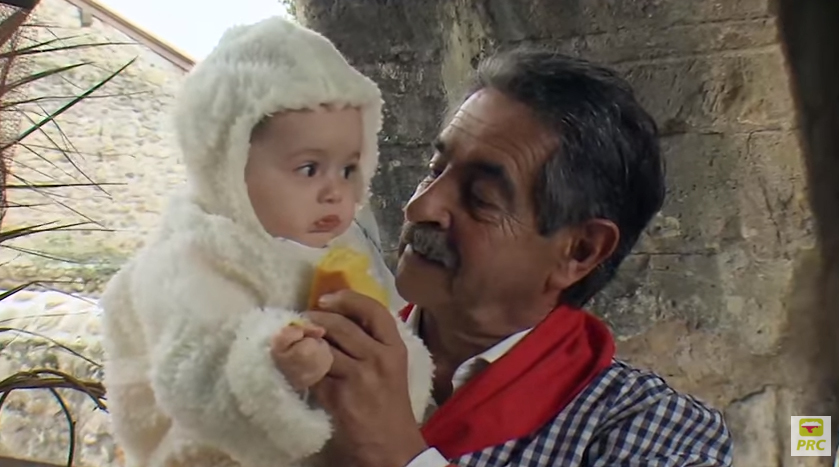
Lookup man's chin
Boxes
[395,245,450,303]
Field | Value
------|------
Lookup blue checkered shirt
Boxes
[414,360,733,467]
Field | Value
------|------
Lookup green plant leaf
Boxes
[7,172,105,224]
[5,182,123,188]
[0,280,36,301]
[0,221,91,244]
[0,37,134,60]
[0,62,88,95]
[0,329,100,367]
[2,57,136,152]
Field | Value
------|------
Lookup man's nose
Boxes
[403,177,452,230]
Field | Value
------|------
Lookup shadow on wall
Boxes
[778,0,839,406]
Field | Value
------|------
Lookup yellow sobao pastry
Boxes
[307,246,389,310]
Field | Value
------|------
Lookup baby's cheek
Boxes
[334,204,357,231]
[341,196,359,216]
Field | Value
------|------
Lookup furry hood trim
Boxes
[172,16,383,236]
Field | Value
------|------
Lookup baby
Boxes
[99,16,432,467]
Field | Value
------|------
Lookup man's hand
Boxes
[308,290,428,467]
[270,322,334,392]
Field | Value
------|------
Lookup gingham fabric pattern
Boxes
[451,360,733,467]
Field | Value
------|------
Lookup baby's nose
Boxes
[319,181,344,203]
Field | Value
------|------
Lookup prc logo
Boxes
[800,419,824,437]
[791,416,831,457]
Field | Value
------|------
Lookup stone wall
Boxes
[294,1,830,465]
[0,0,187,294]
[0,2,188,463]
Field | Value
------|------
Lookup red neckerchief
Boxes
[399,303,615,460]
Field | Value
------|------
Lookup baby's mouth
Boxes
[312,215,341,233]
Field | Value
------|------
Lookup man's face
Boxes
[395,88,564,320]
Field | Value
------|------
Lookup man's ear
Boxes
[545,219,620,292]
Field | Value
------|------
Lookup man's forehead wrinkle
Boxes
[447,109,536,162]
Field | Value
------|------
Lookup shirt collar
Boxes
[405,306,533,392]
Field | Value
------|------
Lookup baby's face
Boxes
[245,105,363,248]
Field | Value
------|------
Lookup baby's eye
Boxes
[296,163,318,177]
[343,164,358,179]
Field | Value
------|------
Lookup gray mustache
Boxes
[408,224,458,269]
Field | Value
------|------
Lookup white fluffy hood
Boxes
[172,16,383,236]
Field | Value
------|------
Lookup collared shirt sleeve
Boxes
[405,448,453,467]
[583,392,734,466]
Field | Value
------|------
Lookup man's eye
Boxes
[465,181,497,210]
[426,164,443,180]
[468,191,494,209]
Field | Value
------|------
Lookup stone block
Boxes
[618,48,797,134]
[724,387,781,467]
[596,131,811,353]
[353,55,448,144]
[380,91,447,145]
[297,0,443,63]
[355,60,447,143]
[369,145,429,257]
[546,18,779,64]
[642,132,811,257]
[356,61,441,97]
[485,0,773,41]
[439,0,494,106]
[591,250,724,339]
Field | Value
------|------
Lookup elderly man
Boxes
[307,47,733,467]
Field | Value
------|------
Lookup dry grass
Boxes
[0,367,108,461]
[0,315,108,467]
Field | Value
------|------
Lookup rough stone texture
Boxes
[0,290,116,467]
[1,0,187,295]
[725,387,780,467]
[294,1,826,465]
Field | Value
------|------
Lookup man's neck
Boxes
[419,309,487,405]
[419,313,490,371]
[418,299,554,403]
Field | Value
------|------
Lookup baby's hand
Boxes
[270,321,334,392]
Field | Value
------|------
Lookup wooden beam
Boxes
[60,0,194,71]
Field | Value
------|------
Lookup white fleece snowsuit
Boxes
[99,16,433,467]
